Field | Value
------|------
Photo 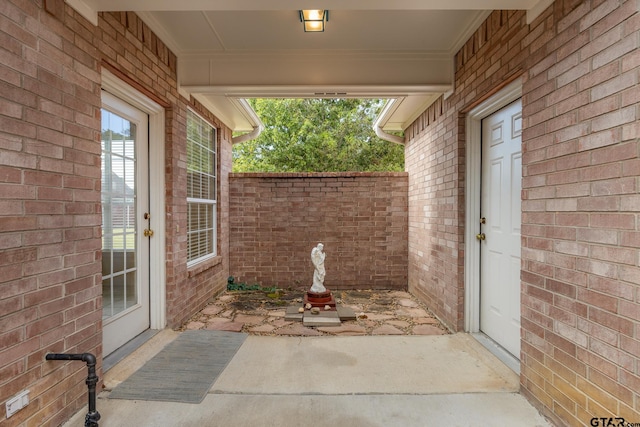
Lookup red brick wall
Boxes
[520,1,640,425]
[405,95,466,331]
[405,9,528,332]
[165,102,232,328]
[229,172,408,291]
[0,1,230,425]
[405,2,640,426]
[0,1,103,425]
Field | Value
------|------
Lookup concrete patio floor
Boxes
[64,330,553,427]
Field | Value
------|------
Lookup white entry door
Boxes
[101,91,151,356]
[479,99,522,358]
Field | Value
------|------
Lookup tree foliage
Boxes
[232,98,404,172]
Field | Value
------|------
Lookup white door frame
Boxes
[464,79,522,334]
[102,69,166,331]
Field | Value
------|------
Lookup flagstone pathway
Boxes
[180,289,449,337]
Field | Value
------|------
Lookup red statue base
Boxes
[304,289,336,310]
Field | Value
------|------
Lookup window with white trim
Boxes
[186,109,217,264]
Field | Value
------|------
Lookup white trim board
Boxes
[102,69,167,331]
[464,78,522,369]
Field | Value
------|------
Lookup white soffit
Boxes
[69,0,544,13]
[68,0,549,132]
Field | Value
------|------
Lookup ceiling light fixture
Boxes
[299,10,328,32]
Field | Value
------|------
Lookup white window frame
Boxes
[186,109,218,266]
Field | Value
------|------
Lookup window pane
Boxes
[186,110,217,263]
[101,108,139,320]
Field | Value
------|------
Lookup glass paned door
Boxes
[101,91,150,356]
[102,112,137,317]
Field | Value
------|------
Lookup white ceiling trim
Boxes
[527,0,554,24]
[178,50,453,60]
[136,11,182,55]
[65,0,98,25]
[448,10,492,56]
[181,85,452,98]
[66,0,550,134]
[179,56,452,88]
[75,0,543,13]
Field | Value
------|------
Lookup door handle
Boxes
[144,229,154,237]
[476,233,485,241]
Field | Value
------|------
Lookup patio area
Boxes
[179,289,449,337]
[66,288,555,427]
[66,327,552,427]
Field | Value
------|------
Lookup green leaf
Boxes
[233,99,404,172]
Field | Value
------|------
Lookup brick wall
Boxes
[405,95,466,331]
[405,1,640,426]
[0,1,103,425]
[165,101,232,328]
[229,172,408,291]
[405,9,529,332]
[0,1,230,425]
[520,1,640,425]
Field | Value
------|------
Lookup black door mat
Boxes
[109,330,247,403]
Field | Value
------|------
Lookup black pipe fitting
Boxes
[45,353,101,427]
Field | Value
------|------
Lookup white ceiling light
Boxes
[299,10,328,32]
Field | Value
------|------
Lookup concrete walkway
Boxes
[64,331,552,427]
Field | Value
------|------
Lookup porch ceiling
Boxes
[69,0,551,133]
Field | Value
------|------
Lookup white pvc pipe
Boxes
[373,99,405,145]
[231,99,265,145]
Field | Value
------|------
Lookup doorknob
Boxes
[144,229,154,237]
[476,233,486,241]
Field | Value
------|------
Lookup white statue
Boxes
[310,243,326,293]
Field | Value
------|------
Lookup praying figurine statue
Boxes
[310,243,326,293]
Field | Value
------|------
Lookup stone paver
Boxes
[201,305,223,315]
[234,314,266,325]
[372,324,404,335]
[387,320,410,328]
[269,319,293,328]
[303,312,341,327]
[185,321,205,330]
[397,299,419,308]
[388,291,413,299]
[179,289,450,337]
[364,313,395,321]
[267,310,286,318]
[395,307,430,318]
[207,317,231,325]
[206,322,244,332]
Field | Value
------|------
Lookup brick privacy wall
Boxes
[229,173,408,291]
[0,1,230,425]
[405,2,640,427]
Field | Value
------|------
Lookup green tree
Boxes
[232,98,404,172]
